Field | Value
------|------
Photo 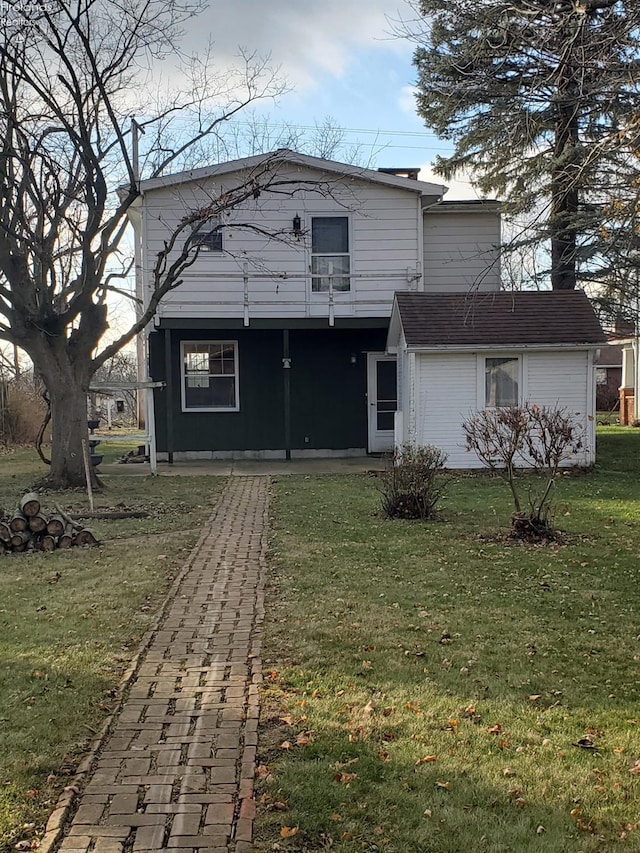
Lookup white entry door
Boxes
[367,353,397,453]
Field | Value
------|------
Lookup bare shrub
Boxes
[462,403,584,540]
[0,379,49,446]
[378,444,448,520]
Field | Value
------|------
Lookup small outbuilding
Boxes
[387,290,607,468]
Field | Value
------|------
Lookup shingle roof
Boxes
[394,291,606,348]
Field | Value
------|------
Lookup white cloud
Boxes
[184,0,414,89]
[418,164,488,201]
[398,84,417,114]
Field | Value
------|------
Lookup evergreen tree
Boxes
[409,0,640,291]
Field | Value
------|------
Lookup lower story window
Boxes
[485,356,519,407]
[182,341,239,411]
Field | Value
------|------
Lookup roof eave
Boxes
[138,150,447,197]
[405,342,604,353]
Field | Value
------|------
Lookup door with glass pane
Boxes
[367,354,397,453]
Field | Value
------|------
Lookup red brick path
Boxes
[55,476,268,852]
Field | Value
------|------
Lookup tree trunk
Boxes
[30,354,100,490]
[12,301,107,491]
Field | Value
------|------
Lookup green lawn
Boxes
[257,427,640,852]
[0,448,223,851]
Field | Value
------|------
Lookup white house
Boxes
[386,291,606,468]
[134,150,502,460]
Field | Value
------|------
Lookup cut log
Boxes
[9,513,28,532]
[39,535,56,552]
[0,521,11,542]
[28,513,48,533]
[57,526,75,549]
[46,515,65,537]
[20,492,41,517]
[74,528,99,547]
[10,530,31,549]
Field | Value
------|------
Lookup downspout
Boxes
[283,330,292,461]
[164,329,174,464]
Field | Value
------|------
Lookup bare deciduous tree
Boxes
[0,0,297,487]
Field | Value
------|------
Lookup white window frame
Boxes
[478,353,522,408]
[309,214,352,294]
[181,340,239,412]
[192,216,224,253]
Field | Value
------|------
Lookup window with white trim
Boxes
[485,356,519,407]
[192,218,223,252]
[311,215,350,292]
[182,341,239,411]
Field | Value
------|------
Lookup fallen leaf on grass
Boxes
[435,780,453,791]
[280,826,299,838]
[488,724,503,735]
[280,740,292,750]
[334,772,358,784]
[295,731,313,747]
[330,813,342,822]
[363,700,376,714]
[416,756,438,765]
[279,715,294,726]
[573,737,597,750]
[503,767,517,777]
[629,760,640,775]
[528,694,542,702]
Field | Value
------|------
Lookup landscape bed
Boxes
[256,427,640,852]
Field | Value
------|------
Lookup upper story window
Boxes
[311,216,350,292]
[181,341,239,411]
[485,356,519,407]
[193,219,223,253]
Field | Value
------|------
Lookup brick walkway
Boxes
[55,476,268,853]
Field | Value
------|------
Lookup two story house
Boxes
[134,149,604,465]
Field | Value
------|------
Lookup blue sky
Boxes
[178,0,481,198]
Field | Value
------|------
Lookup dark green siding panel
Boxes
[149,326,388,453]
[150,329,284,453]
[289,329,386,449]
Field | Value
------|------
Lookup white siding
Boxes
[525,351,594,466]
[414,353,478,468]
[422,210,500,293]
[411,349,595,468]
[142,164,422,321]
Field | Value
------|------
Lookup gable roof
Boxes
[389,291,606,350]
[138,149,447,197]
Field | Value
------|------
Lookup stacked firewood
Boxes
[0,492,98,554]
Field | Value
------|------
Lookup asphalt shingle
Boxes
[395,291,606,348]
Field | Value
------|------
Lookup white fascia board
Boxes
[138,149,446,198]
[386,298,403,351]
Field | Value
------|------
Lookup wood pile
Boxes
[0,492,98,554]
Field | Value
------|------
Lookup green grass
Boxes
[0,447,223,851]
[257,428,640,852]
